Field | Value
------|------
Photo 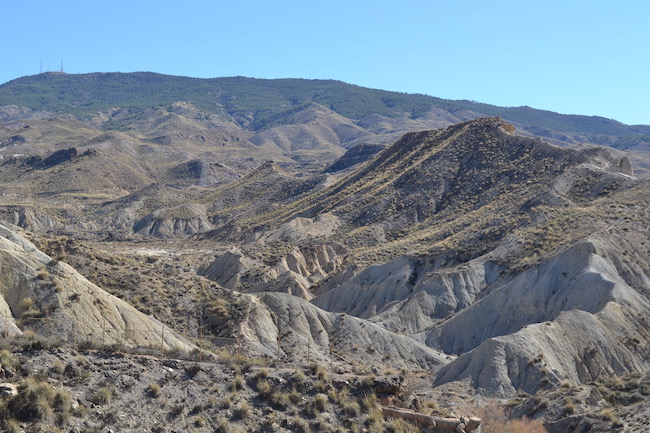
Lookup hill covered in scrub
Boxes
[1,72,650,432]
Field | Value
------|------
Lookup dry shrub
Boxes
[478,400,548,433]
[6,378,73,423]
[233,401,252,419]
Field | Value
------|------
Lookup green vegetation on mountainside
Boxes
[1,72,647,142]
[0,72,435,128]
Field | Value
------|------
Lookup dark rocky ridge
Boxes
[325,143,385,173]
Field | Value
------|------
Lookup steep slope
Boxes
[243,117,634,262]
[0,222,194,351]
[428,229,650,396]
[234,292,449,370]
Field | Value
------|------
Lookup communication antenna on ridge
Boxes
[60,61,64,73]
[40,60,43,74]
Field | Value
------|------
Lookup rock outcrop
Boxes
[236,292,449,370]
[199,239,347,299]
[133,204,214,238]
[0,205,65,232]
[40,147,78,168]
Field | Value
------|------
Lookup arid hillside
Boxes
[0,74,649,432]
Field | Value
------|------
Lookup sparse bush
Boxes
[16,331,59,350]
[309,363,327,381]
[232,374,245,392]
[19,297,41,319]
[311,416,329,432]
[291,416,311,433]
[341,399,361,417]
[2,419,22,433]
[307,393,328,415]
[269,391,291,410]
[50,360,65,375]
[533,396,549,411]
[386,418,422,433]
[7,378,54,421]
[478,399,548,433]
[599,408,618,422]
[233,400,252,419]
[288,387,301,404]
[364,405,384,429]
[361,393,378,412]
[256,377,273,398]
[0,349,19,369]
[207,298,230,319]
[77,339,99,350]
[423,399,440,413]
[90,386,113,405]
[194,415,207,427]
[169,404,184,418]
[147,383,162,398]
[328,386,350,405]
[363,374,376,386]
[221,394,233,409]
[53,390,73,424]
[6,378,73,423]
[20,297,34,310]
[215,418,230,433]
[562,397,575,416]
[293,369,307,382]
[52,279,64,293]
[216,349,246,369]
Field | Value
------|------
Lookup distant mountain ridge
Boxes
[1,72,649,150]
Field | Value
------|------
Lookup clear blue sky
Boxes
[2,0,648,125]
